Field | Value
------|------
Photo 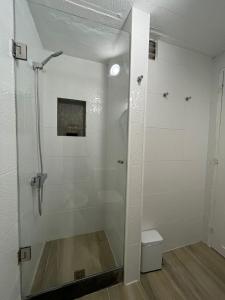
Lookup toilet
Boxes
[141,229,164,273]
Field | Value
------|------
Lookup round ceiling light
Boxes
[110,64,120,76]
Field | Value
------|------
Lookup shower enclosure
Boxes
[14,0,130,298]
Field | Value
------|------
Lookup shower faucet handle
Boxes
[31,173,47,188]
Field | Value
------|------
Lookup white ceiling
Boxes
[28,0,134,30]
[135,0,225,57]
[28,0,225,59]
[28,0,132,61]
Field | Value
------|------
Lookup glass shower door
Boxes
[15,0,130,298]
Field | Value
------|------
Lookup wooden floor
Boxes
[32,243,225,300]
[78,282,149,300]
[31,231,116,294]
[141,242,225,300]
[82,242,225,300]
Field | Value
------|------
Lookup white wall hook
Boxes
[185,96,192,101]
[137,75,143,85]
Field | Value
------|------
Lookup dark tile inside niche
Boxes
[57,98,86,137]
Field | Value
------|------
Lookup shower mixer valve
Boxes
[31,173,48,189]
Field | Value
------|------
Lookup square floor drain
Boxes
[74,269,85,280]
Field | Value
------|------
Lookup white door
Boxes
[212,69,225,257]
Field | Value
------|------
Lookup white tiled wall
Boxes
[40,54,107,241]
[143,40,212,251]
[16,36,109,292]
[124,8,150,284]
[0,0,20,299]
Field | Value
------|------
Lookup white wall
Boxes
[143,40,212,251]
[0,0,20,299]
[41,54,107,240]
[124,8,150,284]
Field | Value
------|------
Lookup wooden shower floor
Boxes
[31,231,116,295]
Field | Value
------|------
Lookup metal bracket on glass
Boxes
[12,40,27,61]
[18,246,31,264]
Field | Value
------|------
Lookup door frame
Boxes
[208,68,225,254]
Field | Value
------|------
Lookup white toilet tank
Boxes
[141,230,164,273]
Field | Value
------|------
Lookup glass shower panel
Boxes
[15,0,130,298]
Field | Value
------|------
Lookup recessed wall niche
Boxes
[57,98,86,137]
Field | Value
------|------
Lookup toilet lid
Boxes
[142,230,163,245]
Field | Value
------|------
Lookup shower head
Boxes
[41,50,63,67]
[33,50,63,70]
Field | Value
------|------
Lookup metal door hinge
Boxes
[12,40,27,61]
[18,246,31,264]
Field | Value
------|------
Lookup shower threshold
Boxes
[27,268,123,300]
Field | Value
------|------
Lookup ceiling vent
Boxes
[149,40,157,60]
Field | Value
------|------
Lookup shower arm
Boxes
[33,51,63,70]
